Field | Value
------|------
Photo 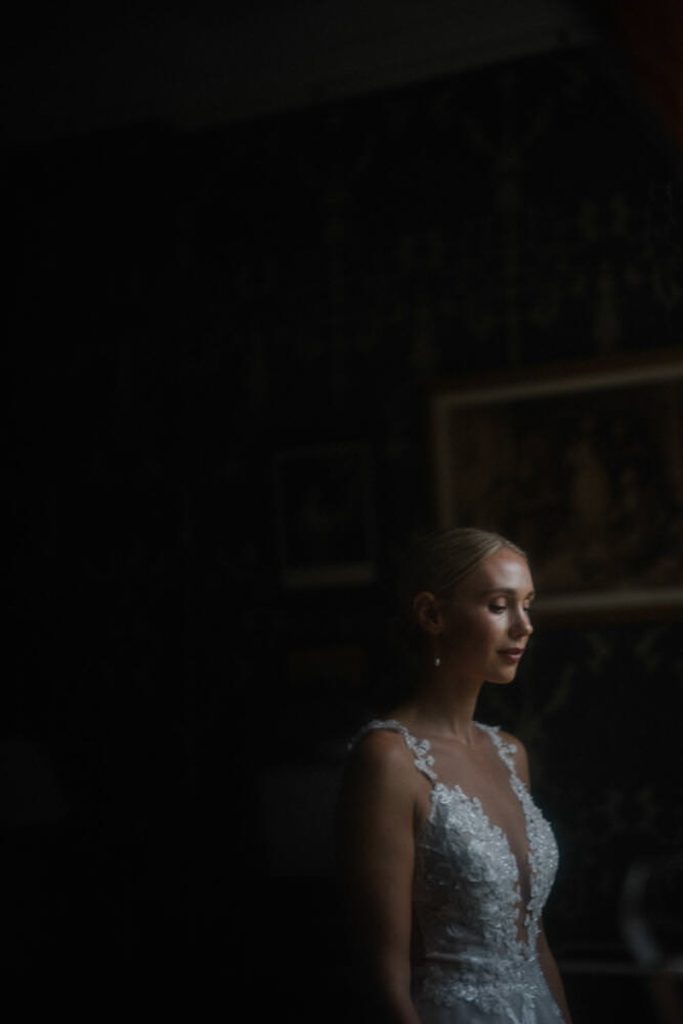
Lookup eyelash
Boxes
[489,602,532,615]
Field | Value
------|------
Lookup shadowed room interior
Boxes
[5,1,683,1019]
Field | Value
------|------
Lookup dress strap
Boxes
[476,723,519,778]
[350,719,438,784]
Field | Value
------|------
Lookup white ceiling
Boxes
[4,0,597,141]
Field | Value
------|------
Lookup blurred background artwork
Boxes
[432,355,683,615]
[5,0,683,1020]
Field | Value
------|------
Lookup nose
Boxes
[510,606,533,639]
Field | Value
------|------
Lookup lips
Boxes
[499,648,525,661]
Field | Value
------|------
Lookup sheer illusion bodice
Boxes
[352,720,563,1024]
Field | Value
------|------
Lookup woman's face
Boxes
[436,547,535,685]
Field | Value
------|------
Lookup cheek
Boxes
[447,609,499,648]
[445,608,478,637]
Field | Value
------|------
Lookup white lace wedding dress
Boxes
[353,720,565,1024]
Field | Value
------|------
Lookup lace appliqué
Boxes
[485,725,560,954]
[419,959,562,1024]
[350,718,437,782]
[354,720,563,1023]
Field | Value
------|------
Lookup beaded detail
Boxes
[352,719,562,1022]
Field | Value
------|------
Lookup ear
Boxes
[412,591,443,636]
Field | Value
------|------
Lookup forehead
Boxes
[459,548,534,595]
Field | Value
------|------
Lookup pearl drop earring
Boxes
[434,655,441,668]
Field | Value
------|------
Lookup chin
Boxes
[486,670,518,686]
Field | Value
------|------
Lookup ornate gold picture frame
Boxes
[431,354,683,619]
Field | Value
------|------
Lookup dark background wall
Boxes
[5,3,683,1020]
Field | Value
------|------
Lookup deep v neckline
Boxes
[379,718,537,947]
[433,723,532,887]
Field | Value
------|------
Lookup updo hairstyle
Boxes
[371,527,527,710]
[398,526,526,634]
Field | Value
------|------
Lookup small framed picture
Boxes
[274,442,376,588]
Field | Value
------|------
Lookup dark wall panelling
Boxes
[6,45,683,1019]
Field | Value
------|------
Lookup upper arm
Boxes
[336,731,420,981]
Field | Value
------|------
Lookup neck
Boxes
[394,667,484,745]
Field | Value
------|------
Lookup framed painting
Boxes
[431,354,683,618]
[273,441,376,588]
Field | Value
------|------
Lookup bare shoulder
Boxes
[345,728,417,790]
[498,729,531,786]
[339,727,422,825]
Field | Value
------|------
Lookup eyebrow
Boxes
[480,587,536,599]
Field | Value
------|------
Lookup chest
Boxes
[415,780,558,950]
[414,737,531,877]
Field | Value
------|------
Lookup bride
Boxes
[337,527,572,1023]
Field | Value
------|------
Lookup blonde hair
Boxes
[371,528,527,710]
[399,526,526,619]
